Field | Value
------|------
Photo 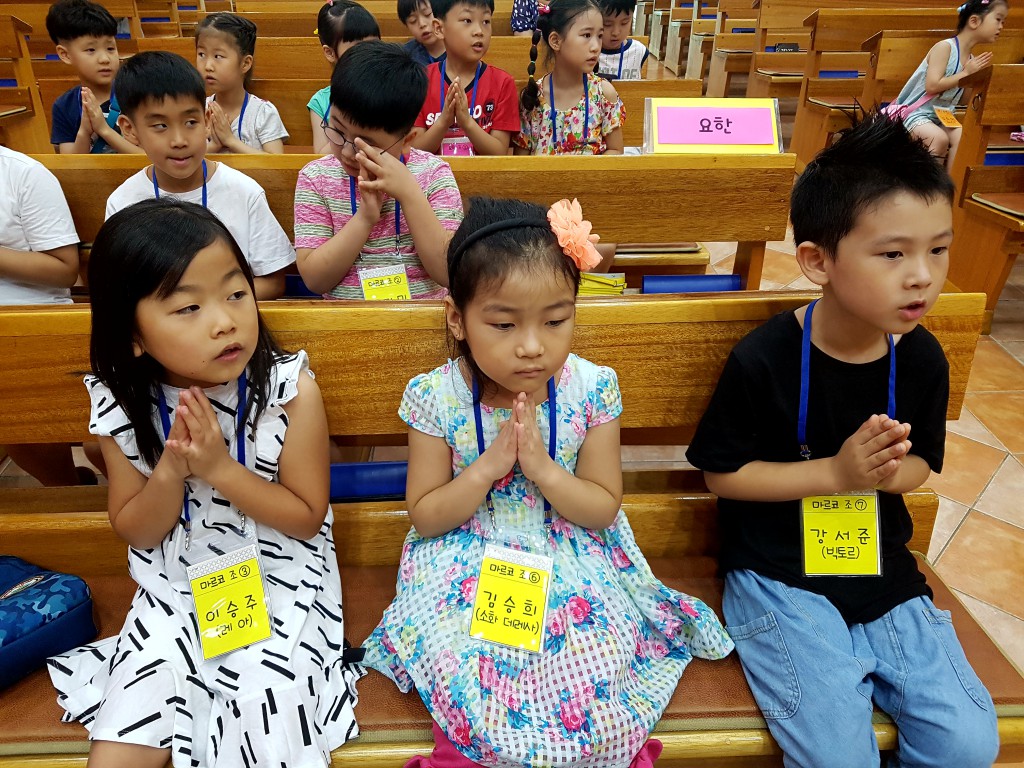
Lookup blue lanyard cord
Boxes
[797,300,896,460]
[348,160,404,250]
[212,91,249,141]
[617,43,625,80]
[153,159,208,209]
[549,74,589,150]
[157,374,248,547]
[473,376,558,526]
[440,61,482,122]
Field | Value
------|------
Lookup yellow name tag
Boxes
[801,492,881,577]
[186,544,273,660]
[359,264,410,301]
[934,108,961,128]
[469,544,552,653]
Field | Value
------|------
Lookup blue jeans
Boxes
[723,569,999,768]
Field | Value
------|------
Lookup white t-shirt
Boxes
[0,146,80,305]
[206,93,290,151]
[105,162,295,277]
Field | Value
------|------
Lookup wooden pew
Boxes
[662,1,722,75]
[33,151,795,288]
[235,0,513,13]
[684,14,756,82]
[0,0,177,39]
[947,64,1024,332]
[0,14,49,152]
[245,75,699,150]
[705,0,962,99]
[135,35,533,81]
[632,0,668,38]
[218,9,515,37]
[3,292,1024,767]
[790,28,1024,174]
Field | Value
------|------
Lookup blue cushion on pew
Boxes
[140,16,171,22]
[732,27,755,32]
[0,556,97,690]
[818,70,861,79]
[330,461,408,502]
[985,151,1024,166]
[284,274,320,298]
[642,274,742,294]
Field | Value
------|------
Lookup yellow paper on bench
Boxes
[470,544,552,653]
[643,98,782,155]
[801,492,881,577]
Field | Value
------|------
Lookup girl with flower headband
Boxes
[886,0,1008,169]
[513,0,624,155]
[360,196,733,768]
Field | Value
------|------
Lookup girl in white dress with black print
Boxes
[47,199,362,768]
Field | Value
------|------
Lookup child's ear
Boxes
[117,114,142,147]
[323,44,338,63]
[132,337,145,358]
[55,44,73,65]
[400,128,417,155]
[795,241,831,287]
[548,31,563,53]
[432,17,445,40]
[241,53,253,74]
[444,296,465,341]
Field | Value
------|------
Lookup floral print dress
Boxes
[361,354,734,768]
[514,74,624,155]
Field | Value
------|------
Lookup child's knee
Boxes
[908,716,998,768]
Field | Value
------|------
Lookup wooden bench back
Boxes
[805,8,957,56]
[133,35,531,79]
[235,0,514,14]
[209,9,515,37]
[32,151,795,262]
[0,14,49,152]
[0,0,145,38]
[247,76,699,148]
[0,292,984,448]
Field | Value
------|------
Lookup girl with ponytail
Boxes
[513,0,624,155]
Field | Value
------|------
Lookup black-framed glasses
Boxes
[320,119,404,154]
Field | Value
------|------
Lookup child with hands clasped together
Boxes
[889,0,1008,169]
[515,0,624,155]
[197,13,289,153]
[47,199,362,768]
[361,196,733,768]
[687,114,999,768]
[295,42,463,299]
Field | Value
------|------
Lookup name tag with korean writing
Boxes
[801,491,881,577]
[643,97,782,154]
[470,544,552,653]
[186,544,273,660]
[934,108,961,128]
[441,136,475,157]
[359,264,410,301]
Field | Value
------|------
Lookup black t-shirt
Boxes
[686,311,949,624]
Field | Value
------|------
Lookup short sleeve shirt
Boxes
[293,149,464,299]
[205,93,289,151]
[597,40,650,81]
[51,85,122,152]
[415,61,520,150]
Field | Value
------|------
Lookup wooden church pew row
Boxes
[0,14,49,152]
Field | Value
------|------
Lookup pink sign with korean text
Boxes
[643,98,782,154]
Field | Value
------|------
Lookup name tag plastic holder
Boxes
[441,136,475,157]
[469,543,552,653]
[801,491,882,577]
[359,264,411,300]
[934,107,961,128]
[186,541,274,660]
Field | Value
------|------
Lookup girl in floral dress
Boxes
[514,0,624,155]
[361,196,733,768]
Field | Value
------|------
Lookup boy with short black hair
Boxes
[399,0,445,66]
[687,113,998,768]
[596,0,648,81]
[107,51,294,299]
[45,0,140,153]
[295,41,463,299]
[412,0,519,156]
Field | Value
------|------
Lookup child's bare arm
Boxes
[599,80,624,155]
[924,41,992,94]
[413,80,459,153]
[705,415,911,501]
[407,419,517,538]
[172,379,330,541]
[0,244,79,288]
[310,109,331,154]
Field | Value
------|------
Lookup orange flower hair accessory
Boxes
[547,198,602,272]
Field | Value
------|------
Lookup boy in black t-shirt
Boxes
[687,113,998,768]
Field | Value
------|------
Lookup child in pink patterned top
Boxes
[514,0,624,155]
[294,41,463,300]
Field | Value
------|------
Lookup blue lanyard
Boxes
[798,300,896,460]
[616,43,625,79]
[549,74,589,150]
[213,91,249,140]
[440,61,481,121]
[153,159,207,209]
[473,376,557,525]
[348,170,402,247]
[157,373,247,548]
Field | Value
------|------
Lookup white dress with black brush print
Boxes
[48,351,363,768]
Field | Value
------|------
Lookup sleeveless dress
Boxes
[361,354,734,768]
[47,352,363,768]
[892,38,964,132]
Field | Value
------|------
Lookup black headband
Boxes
[448,217,553,272]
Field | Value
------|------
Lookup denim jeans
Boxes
[723,569,999,768]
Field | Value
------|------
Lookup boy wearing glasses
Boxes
[295,42,463,299]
